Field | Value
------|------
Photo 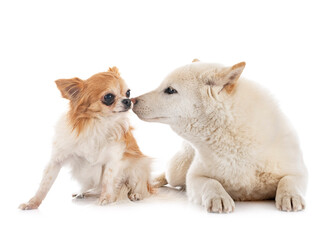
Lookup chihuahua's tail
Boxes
[152,172,168,188]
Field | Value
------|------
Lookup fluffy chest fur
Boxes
[177,119,281,200]
[51,114,128,189]
[172,84,286,200]
[53,114,128,160]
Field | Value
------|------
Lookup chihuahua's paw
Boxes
[202,194,235,213]
[276,193,305,212]
[98,194,112,206]
[18,200,40,210]
[128,193,142,201]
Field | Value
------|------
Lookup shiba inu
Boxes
[133,60,307,213]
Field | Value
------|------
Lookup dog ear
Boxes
[192,59,200,63]
[220,62,246,94]
[55,77,84,100]
[108,66,120,75]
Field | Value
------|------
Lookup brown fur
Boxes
[122,127,146,159]
[226,171,281,201]
[216,61,246,94]
[152,172,168,188]
[121,127,155,195]
[19,67,153,210]
[55,69,127,135]
[224,82,237,94]
[147,182,157,194]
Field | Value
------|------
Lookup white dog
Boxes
[132,60,307,213]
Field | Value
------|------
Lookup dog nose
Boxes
[122,98,131,108]
[131,98,138,105]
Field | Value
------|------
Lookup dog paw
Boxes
[98,194,112,206]
[128,193,142,201]
[18,200,40,210]
[203,194,235,213]
[276,193,305,212]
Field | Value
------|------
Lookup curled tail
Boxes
[152,141,195,189]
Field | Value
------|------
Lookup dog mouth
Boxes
[132,108,169,122]
[112,105,133,113]
[138,116,168,122]
[112,109,130,113]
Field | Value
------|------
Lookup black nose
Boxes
[122,98,131,108]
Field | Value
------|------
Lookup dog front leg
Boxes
[98,163,114,205]
[275,175,307,211]
[186,163,235,213]
[19,161,62,210]
[165,141,195,188]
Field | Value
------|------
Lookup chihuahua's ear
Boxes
[220,62,246,94]
[55,77,84,100]
[108,66,120,75]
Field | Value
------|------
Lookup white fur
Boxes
[133,61,308,213]
[19,112,151,209]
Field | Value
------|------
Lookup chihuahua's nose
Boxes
[131,98,138,105]
[122,98,132,108]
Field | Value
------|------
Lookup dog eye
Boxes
[164,87,178,94]
[126,89,131,98]
[103,93,115,106]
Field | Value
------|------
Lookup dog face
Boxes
[133,60,245,125]
[56,67,132,134]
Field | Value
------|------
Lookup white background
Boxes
[1,0,330,239]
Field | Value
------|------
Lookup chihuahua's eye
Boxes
[103,93,115,106]
[164,87,178,94]
[126,89,131,98]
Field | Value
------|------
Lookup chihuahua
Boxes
[19,67,153,210]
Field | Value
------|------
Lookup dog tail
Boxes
[152,172,168,188]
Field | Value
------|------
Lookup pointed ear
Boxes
[222,62,246,94]
[55,77,84,100]
[108,66,120,75]
[192,58,200,63]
